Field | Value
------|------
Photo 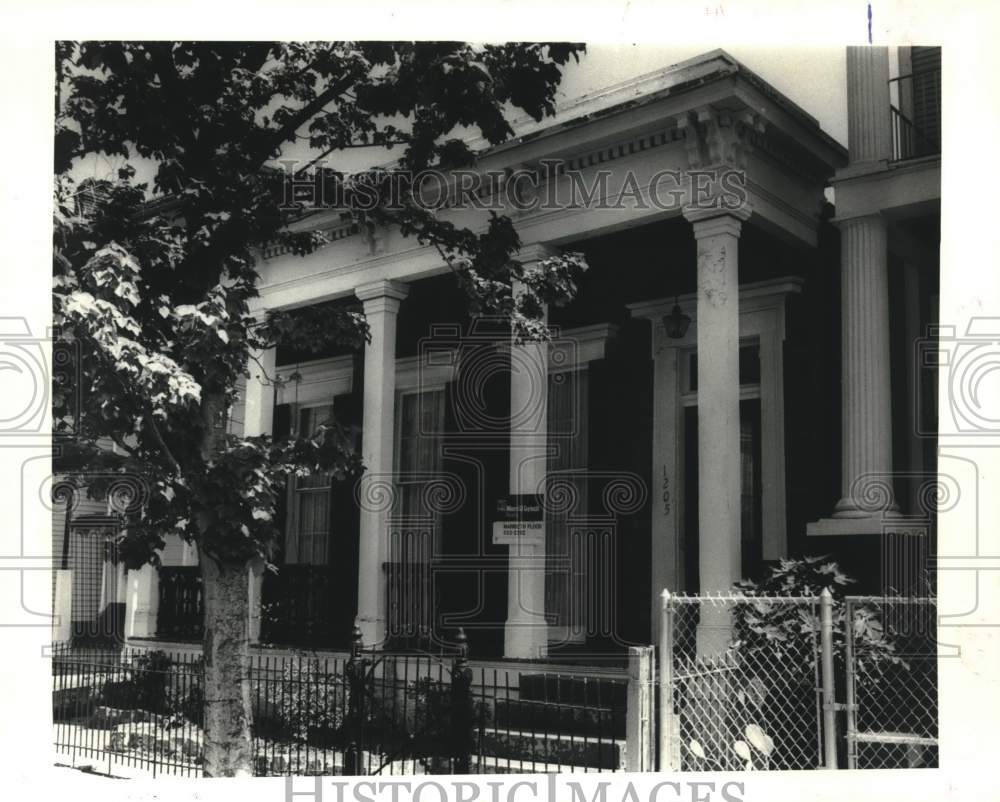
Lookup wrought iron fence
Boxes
[52,630,633,777]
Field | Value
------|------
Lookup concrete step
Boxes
[472,754,619,774]
[493,698,625,738]
[478,727,625,771]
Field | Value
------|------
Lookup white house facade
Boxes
[59,46,940,662]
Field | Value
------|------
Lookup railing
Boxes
[156,567,203,641]
[52,629,634,777]
[259,565,342,649]
[888,69,941,161]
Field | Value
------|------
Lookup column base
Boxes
[503,620,549,660]
[357,615,386,649]
[807,508,905,537]
[52,569,73,643]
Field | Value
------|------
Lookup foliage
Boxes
[99,650,173,715]
[733,555,906,669]
[270,656,346,743]
[54,41,589,573]
[55,41,589,774]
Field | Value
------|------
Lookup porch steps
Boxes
[518,673,627,710]
[475,672,628,771]
[493,698,624,738]
[472,752,620,774]
[477,728,626,771]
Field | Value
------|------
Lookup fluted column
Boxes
[846,46,892,164]
[685,207,749,653]
[834,214,895,516]
[504,250,552,659]
[355,279,409,646]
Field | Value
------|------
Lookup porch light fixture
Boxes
[663,297,691,339]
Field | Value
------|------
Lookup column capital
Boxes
[830,210,887,230]
[516,242,559,265]
[355,279,410,304]
[683,206,752,239]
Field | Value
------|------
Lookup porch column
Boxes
[355,279,409,646]
[125,564,159,639]
[240,346,275,643]
[807,47,898,536]
[685,208,749,651]
[845,46,892,165]
[243,345,276,437]
[504,266,550,659]
[52,569,73,643]
[832,213,895,517]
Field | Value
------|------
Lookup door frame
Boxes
[629,277,802,642]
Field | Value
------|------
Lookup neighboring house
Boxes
[90,46,939,661]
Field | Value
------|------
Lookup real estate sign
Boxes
[492,494,544,546]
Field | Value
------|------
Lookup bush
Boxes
[732,555,905,669]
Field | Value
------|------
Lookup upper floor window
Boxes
[285,404,333,565]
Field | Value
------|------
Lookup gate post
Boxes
[820,588,839,769]
[626,645,655,771]
[345,622,367,775]
[658,589,680,770]
[450,628,474,774]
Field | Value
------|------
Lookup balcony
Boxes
[156,566,204,641]
[259,564,347,649]
[889,69,941,162]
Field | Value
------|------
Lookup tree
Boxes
[53,41,587,776]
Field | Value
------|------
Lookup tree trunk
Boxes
[201,555,254,777]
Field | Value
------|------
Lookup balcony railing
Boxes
[156,566,204,641]
[888,69,941,161]
[259,564,344,648]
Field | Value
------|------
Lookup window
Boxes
[285,405,333,565]
[395,389,446,559]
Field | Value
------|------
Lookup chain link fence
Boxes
[845,596,938,769]
[659,594,824,771]
[657,592,938,772]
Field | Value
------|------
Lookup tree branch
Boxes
[145,412,183,474]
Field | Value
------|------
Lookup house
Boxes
[61,46,940,662]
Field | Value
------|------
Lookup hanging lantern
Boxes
[663,298,691,339]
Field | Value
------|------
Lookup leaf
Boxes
[744,724,774,756]
[688,739,707,760]
[733,740,752,763]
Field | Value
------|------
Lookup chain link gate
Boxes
[844,596,938,768]
[657,591,939,771]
